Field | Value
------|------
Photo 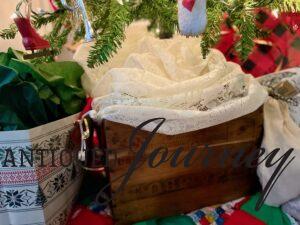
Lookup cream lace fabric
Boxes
[90,39,267,135]
[74,23,267,135]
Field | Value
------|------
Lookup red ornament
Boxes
[182,0,196,12]
[67,206,114,225]
[13,0,52,59]
[14,17,50,52]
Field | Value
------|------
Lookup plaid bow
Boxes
[215,9,300,77]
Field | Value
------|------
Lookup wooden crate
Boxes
[102,107,263,225]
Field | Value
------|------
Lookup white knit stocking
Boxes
[178,0,207,36]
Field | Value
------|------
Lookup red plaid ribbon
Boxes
[215,9,300,77]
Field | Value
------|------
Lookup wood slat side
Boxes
[112,177,258,225]
[112,167,257,204]
[104,107,263,153]
[109,140,257,188]
[103,107,263,225]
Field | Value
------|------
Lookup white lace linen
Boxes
[74,28,267,135]
[257,68,300,206]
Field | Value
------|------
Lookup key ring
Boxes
[77,112,106,172]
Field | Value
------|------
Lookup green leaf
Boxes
[21,82,49,125]
[8,59,64,85]
[6,56,85,115]
[62,97,84,115]
[36,61,85,114]
[0,48,85,130]
[0,105,27,131]
[0,65,19,89]
[0,53,10,66]
[36,61,84,89]
[0,82,49,127]
[7,48,24,61]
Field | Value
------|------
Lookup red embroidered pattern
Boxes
[0,170,37,185]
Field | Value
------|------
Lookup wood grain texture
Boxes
[103,107,263,225]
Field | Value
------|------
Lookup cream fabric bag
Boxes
[282,196,300,222]
[258,68,300,206]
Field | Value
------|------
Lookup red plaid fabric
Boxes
[215,9,300,77]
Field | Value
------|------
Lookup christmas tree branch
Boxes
[201,0,225,57]
[31,10,72,64]
[0,24,18,40]
[230,0,257,60]
[1,0,300,67]
[257,0,300,11]
[87,0,132,68]
[131,0,178,38]
[31,9,66,29]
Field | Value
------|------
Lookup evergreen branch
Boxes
[31,9,66,29]
[31,24,72,64]
[2,0,300,67]
[131,0,178,38]
[257,0,300,11]
[235,12,256,60]
[87,0,132,68]
[31,12,72,64]
[45,14,72,55]
[231,1,256,60]
[0,24,18,40]
[73,23,85,42]
[85,0,111,31]
[201,0,225,57]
